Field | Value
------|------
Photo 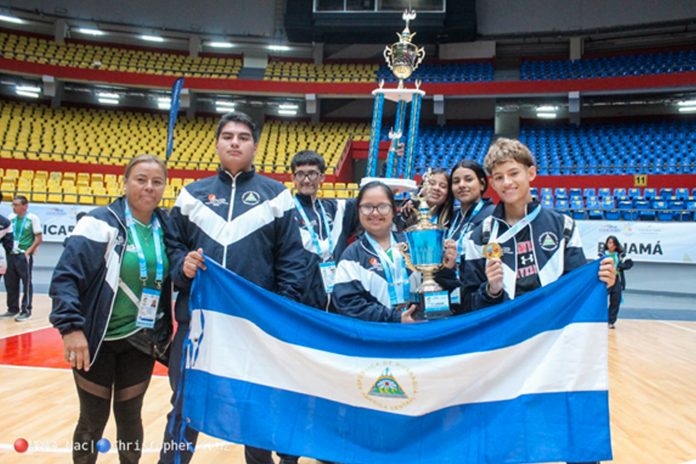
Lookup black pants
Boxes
[72,337,155,464]
[5,253,33,315]
[159,324,275,464]
[608,283,622,325]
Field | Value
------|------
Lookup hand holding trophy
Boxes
[398,170,452,320]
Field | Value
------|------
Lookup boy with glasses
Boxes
[290,150,358,313]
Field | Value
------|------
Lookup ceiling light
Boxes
[678,106,696,113]
[16,85,41,93]
[207,41,234,48]
[216,106,234,113]
[278,109,297,116]
[537,105,558,112]
[16,90,40,98]
[267,45,291,51]
[677,99,696,107]
[141,35,164,43]
[0,14,23,24]
[157,97,171,103]
[215,100,236,107]
[98,98,119,105]
[97,92,119,99]
[75,27,104,36]
[279,103,299,110]
[536,112,557,119]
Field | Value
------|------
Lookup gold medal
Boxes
[482,242,503,260]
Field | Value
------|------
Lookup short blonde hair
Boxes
[484,138,535,174]
[124,154,167,180]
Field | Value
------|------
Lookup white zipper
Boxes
[222,171,240,265]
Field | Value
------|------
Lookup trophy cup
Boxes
[399,171,451,320]
[362,8,426,192]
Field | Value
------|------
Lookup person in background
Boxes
[290,150,358,312]
[1,195,42,322]
[49,154,173,463]
[602,235,633,329]
[437,160,496,314]
[333,181,420,323]
[160,111,305,464]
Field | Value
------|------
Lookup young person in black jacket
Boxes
[602,235,633,329]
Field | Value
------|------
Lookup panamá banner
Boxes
[179,258,612,464]
[576,220,696,264]
[0,203,93,243]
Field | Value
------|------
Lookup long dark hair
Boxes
[605,235,624,255]
[450,159,489,196]
[423,167,454,227]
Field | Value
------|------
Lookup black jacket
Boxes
[167,169,306,323]
[49,197,173,367]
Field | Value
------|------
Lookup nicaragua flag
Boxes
[181,259,612,463]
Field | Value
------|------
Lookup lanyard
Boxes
[124,203,164,288]
[364,232,410,307]
[13,215,28,244]
[490,205,542,245]
[447,200,485,279]
[293,196,334,260]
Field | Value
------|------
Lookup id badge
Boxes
[136,288,160,329]
[450,287,461,305]
[319,261,337,294]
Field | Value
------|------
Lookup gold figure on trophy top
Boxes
[383,9,426,89]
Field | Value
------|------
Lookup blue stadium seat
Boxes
[658,188,673,199]
[643,188,657,200]
[675,188,690,201]
[598,188,611,199]
[613,188,627,199]
[586,196,603,220]
[686,201,696,221]
[570,198,585,220]
[554,188,568,200]
[654,200,673,221]
[569,188,582,200]
[583,188,596,199]
[628,187,642,199]
[635,200,656,221]
[555,198,569,213]
[530,187,539,200]
[669,200,688,221]
[618,199,637,221]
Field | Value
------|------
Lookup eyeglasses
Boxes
[293,171,321,181]
[359,203,393,216]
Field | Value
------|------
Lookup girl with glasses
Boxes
[333,181,420,323]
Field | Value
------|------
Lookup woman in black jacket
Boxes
[50,154,173,463]
[603,235,633,329]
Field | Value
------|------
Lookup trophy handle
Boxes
[396,242,417,272]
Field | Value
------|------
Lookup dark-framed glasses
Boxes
[359,203,392,216]
[293,171,321,181]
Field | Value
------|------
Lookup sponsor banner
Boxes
[0,203,95,243]
[577,220,696,264]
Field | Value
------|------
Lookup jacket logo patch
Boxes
[205,194,229,207]
[539,231,559,251]
[242,191,261,206]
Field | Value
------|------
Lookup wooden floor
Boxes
[0,294,695,463]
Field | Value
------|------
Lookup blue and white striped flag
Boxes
[181,259,612,463]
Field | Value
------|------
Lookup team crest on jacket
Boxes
[357,361,416,411]
[539,231,559,251]
[242,191,261,206]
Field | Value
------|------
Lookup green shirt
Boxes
[105,219,169,340]
[11,213,40,252]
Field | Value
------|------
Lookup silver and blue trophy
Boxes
[361,8,425,191]
[360,12,450,318]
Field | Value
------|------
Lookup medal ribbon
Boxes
[490,205,542,245]
[294,196,334,261]
[364,232,410,307]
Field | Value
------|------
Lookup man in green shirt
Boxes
[0,195,42,322]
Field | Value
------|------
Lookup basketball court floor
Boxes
[1,293,695,463]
